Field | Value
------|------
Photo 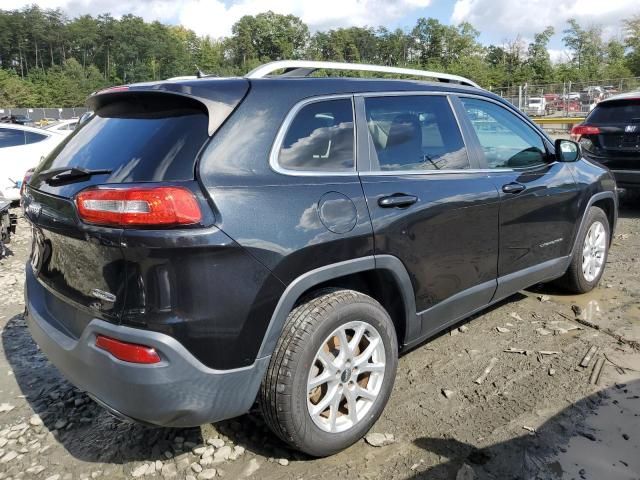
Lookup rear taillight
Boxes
[20,168,34,197]
[570,124,600,141]
[75,186,202,227]
[95,335,161,364]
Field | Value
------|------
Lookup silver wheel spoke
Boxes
[349,324,366,353]
[344,387,359,424]
[328,390,342,431]
[317,350,338,374]
[354,337,381,367]
[308,371,332,391]
[354,385,377,401]
[359,362,385,373]
[336,329,351,360]
[311,384,339,416]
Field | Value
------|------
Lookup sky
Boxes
[3,0,638,61]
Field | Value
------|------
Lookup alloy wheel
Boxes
[306,321,386,433]
[582,220,606,282]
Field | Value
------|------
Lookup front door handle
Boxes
[378,194,418,208]
[502,182,526,194]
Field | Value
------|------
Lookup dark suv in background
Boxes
[572,92,640,192]
[23,61,617,457]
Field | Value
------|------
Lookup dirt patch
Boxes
[0,200,639,480]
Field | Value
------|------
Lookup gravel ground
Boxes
[0,199,639,480]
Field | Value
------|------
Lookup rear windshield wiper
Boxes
[41,167,112,186]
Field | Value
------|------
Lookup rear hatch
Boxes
[576,97,640,170]
[24,78,248,337]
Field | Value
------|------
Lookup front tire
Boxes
[558,206,610,293]
[260,289,398,457]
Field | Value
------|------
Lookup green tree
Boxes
[624,15,640,75]
[228,11,309,66]
[563,18,604,79]
[0,70,37,106]
[526,27,554,82]
[0,7,638,107]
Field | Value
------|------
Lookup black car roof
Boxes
[598,91,640,104]
[244,76,509,108]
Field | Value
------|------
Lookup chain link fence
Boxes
[491,77,640,118]
[0,107,89,124]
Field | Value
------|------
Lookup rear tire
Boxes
[557,206,609,294]
[260,288,398,457]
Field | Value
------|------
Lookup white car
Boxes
[44,118,79,137]
[526,97,547,116]
[0,124,65,202]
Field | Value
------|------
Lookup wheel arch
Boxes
[256,255,417,359]
[591,196,616,242]
[572,191,617,255]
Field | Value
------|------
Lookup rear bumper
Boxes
[25,267,269,427]
[611,170,640,190]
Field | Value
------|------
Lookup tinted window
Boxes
[587,100,640,124]
[365,95,469,171]
[25,131,47,144]
[278,99,354,172]
[0,128,25,147]
[461,97,547,169]
[34,95,209,182]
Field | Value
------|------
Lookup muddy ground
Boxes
[0,199,639,480]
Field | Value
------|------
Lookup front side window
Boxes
[278,98,354,172]
[365,95,469,171]
[0,128,25,148]
[461,97,547,169]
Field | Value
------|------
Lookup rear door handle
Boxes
[502,182,526,194]
[378,194,418,208]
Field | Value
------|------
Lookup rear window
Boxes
[587,100,640,124]
[35,94,209,182]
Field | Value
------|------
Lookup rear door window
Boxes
[34,94,210,183]
[0,128,25,147]
[364,95,469,171]
[277,98,354,172]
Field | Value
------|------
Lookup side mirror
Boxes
[555,139,581,162]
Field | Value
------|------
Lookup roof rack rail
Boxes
[245,60,480,88]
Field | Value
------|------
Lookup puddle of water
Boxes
[551,380,640,479]
[539,284,640,328]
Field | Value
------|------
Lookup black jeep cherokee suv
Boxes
[23,61,617,457]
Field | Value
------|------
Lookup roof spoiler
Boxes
[88,78,249,136]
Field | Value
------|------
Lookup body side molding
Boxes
[256,255,417,359]
[493,255,570,301]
